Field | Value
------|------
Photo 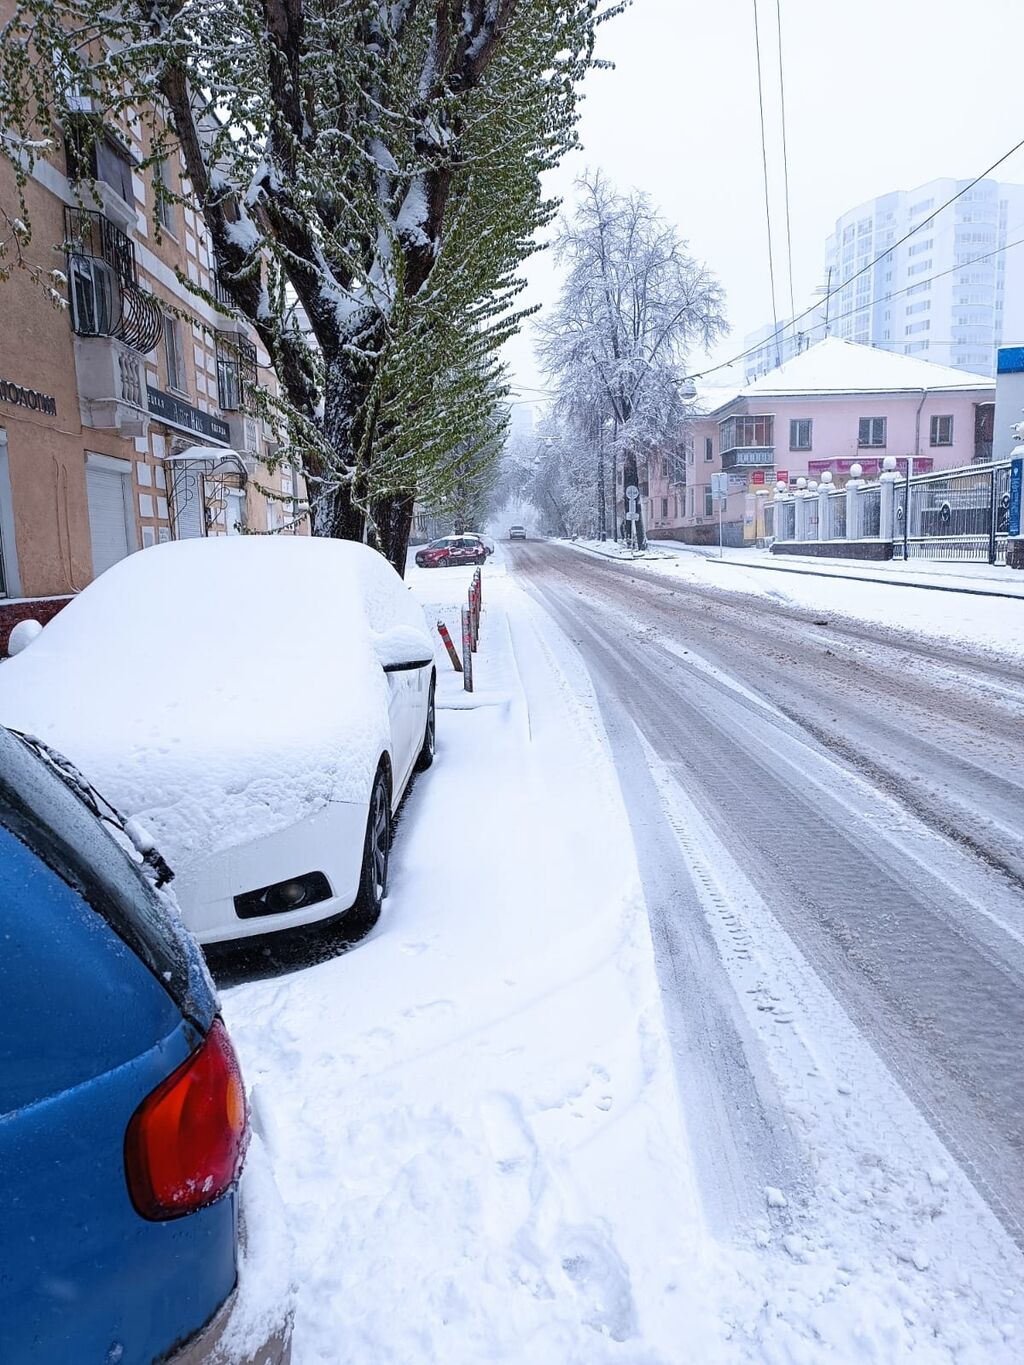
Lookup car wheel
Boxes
[439,555,450,568]
[415,680,436,773]
[345,767,391,939]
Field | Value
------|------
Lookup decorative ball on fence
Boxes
[796,476,807,490]
[808,480,819,492]
[850,463,863,480]
[820,470,833,484]
[882,455,897,472]
[775,480,788,493]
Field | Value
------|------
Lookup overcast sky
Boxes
[504,0,1024,412]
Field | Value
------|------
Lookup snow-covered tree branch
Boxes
[0,0,622,569]
[536,170,726,547]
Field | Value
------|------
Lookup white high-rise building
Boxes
[823,177,1024,377]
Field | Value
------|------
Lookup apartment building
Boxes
[646,338,995,546]
[0,65,306,647]
[742,177,1024,381]
[823,178,1024,376]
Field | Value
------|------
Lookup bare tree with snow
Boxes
[0,1,624,569]
[536,171,726,548]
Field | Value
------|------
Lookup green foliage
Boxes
[0,0,621,564]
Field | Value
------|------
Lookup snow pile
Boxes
[0,537,430,877]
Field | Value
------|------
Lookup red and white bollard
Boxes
[436,620,462,672]
[461,606,474,692]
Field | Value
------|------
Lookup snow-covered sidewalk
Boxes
[221,555,727,1362]
[563,537,1024,658]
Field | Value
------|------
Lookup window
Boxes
[930,415,953,446]
[704,436,713,461]
[905,321,930,335]
[163,316,186,392]
[154,158,176,233]
[687,487,695,517]
[661,459,669,478]
[215,330,257,410]
[910,198,934,216]
[907,260,932,276]
[789,418,812,451]
[68,253,118,336]
[66,119,134,203]
[907,239,932,256]
[858,417,886,447]
[906,300,930,315]
[703,487,713,517]
[661,497,669,517]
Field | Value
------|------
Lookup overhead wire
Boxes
[751,0,781,367]
[690,131,1024,382]
[775,0,797,344]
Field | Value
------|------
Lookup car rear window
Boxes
[0,727,215,1029]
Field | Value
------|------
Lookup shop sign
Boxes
[751,469,765,486]
[0,377,57,416]
[146,386,230,444]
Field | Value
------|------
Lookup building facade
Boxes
[645,339,995,546]
[0,50,306,648]
[823,178,1024,376]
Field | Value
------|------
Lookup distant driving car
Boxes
[415,535,488,568]
[0,537,436,947]
[0,723,290,1364]
[508,525,527,540]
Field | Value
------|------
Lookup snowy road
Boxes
[508,539,1024,1251]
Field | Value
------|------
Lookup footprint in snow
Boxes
[560,1224,639,1343]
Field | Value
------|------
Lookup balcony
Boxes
[64,208,162,353]
[73,334,150,437]
[719,414,774,463]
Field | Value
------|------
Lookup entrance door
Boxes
[172,466,206,539]
[85,459,134,577]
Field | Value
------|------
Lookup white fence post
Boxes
[794,477,808,540]
[878,455,899,546]
[845,463,863,541]
[818,472,833,538]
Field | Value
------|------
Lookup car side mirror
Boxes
[373,625,433,673]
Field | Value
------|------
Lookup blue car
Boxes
[0,726,290,1364]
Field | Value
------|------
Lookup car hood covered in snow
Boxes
[0,537,431,878]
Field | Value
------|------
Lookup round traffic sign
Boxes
[625,484,640,499]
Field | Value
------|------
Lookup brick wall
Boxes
[0,597,73,656]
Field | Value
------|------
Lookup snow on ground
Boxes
[222,546,1023,1363]
[566,538,1024,659]
[222,550,729,1363]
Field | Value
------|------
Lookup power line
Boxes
[803,233,1024,337]
[691,132,1024,382]
[751,0,780,366]
[775,0,797,339]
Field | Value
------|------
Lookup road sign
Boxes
[1010,456,1023,537]
[710,472,729,500]
[625,484,640,499]
[625,510,639,521]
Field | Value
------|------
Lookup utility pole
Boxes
[597,419,607,540]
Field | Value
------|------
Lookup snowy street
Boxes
[219,546,1024,1363]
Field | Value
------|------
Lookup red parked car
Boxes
[415,536,488,568]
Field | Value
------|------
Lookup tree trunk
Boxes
[373,492,416,577]
[622,447,646,549]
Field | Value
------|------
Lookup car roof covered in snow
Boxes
[0,537,432,877]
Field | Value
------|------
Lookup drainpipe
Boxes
[913,388,928,469]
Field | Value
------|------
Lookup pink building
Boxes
[645,338,995,546]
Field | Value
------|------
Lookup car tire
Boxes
[344,767,391,940]
[439,555,450,568]
[415,680,436,773]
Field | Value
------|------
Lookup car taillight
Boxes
[125,1020,248,1221]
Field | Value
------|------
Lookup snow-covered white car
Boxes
[0,536,436,945]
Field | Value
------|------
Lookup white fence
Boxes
[772,459,1014,564]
